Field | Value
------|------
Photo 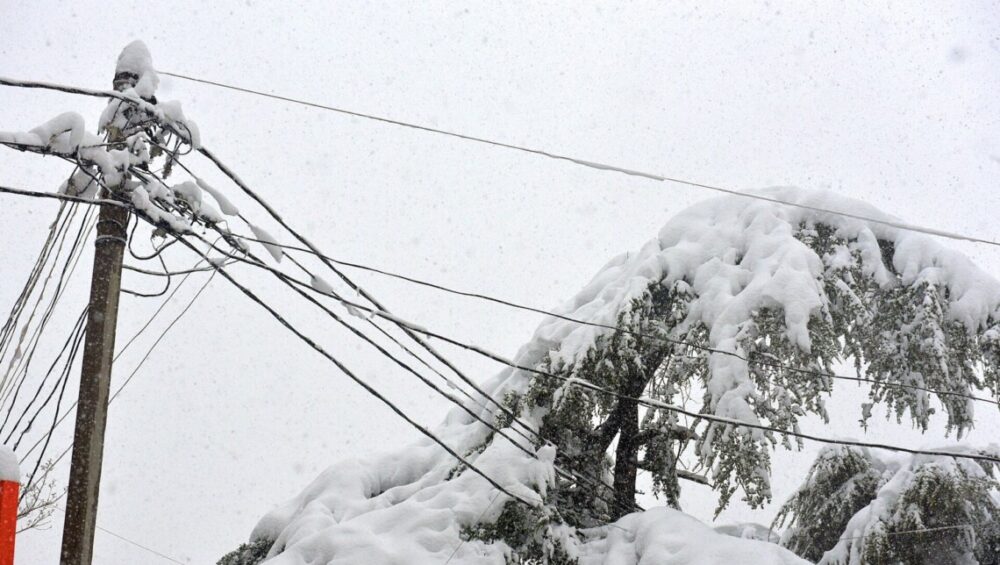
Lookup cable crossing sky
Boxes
[2,62,1000,565]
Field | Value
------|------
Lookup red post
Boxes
[0,479,16,565]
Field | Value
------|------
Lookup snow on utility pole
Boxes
[60,55,135,565]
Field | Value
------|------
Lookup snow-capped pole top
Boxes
[0,446,19,483]
[114,40,158,98]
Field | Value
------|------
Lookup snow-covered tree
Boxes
[512,187,1000,525]
[225,188,1000,564]
[775,445,1000,564]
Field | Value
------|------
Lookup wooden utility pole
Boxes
[59,72,134,565]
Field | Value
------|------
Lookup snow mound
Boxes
[253,437,806,564]
[253,428,554,564]
[578,508,805,565]
[247,187,999,564]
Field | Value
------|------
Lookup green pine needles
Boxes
[775,445,1000,564]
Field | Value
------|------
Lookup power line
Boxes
[103,143,644,515]
[4,77,998,411]
[53,507,185,564]
[0,181,556,498]
[183,218,642,516]
[0,202,68,373]
[0,183,129,210]
[3,172,638,516]
[6,307,88,450]
[4,177,1000,471]
[92,524,185,565]
[2,75,998,248]
[149,71,1000,249]
[229,232,1000,410]
[6,166,1000,543]
[836,523,977,543]
[445,490,501,564]
[108,147,655,516]
[144,77,1000,424]
[198,145,1000,512]
[20,256,219,464]
[373,308,1000,466]
[53,139,1000,471]
[43,268,219,471]
[0,77,158,118]
[1,208,95,437]
[185,225,1000,467]
[17,306,87,501]
[7,265,216,541]
[139,216,541,509]
[3,178,634,518]
[0,205,77,415]
[196,146,558,487]
[110,271,215,405]
[156,72,657,183]
[5,68,1000,492]
[197,224,644,516]
[180,146,649,512]
[141,145,644,516]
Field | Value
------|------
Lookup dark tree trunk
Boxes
[611,395,639,519]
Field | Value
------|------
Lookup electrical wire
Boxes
[203,243,1000,465]
[116,130,1000,486]
[5,171,1000,540]
[144,71,1000,249]
[109,271,215,405]
[166,231,540,507]
[42,268,219,472]
[0,205,71,407]
[21,182,546,509]
[835,523,978,542]
[167,221,1000,469]
[121,253,173,298]
[0,202,66,365]
[229,233,1000,409]
[16,154,642,516]
[5,307,88,448]
[101,138,643,514]
[199,151,550,484]
[5,76,997,413]
[18,251,222,464]
[186,149,1000,476]
[4,66,1000,504]
[0,206,94,434]
[0,183,129,210]
[4,176,1000,471]
[3,75,999,244]
[201,226,642,515]
[4,73,999,402]
[52,507,185,564]
[18,306,88,501]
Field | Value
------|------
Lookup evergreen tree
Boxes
[775,445,1000,564]
[511,218,1000,527]
[227,189,1000,565]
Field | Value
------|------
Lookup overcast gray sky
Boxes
[3,1,1000,563]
